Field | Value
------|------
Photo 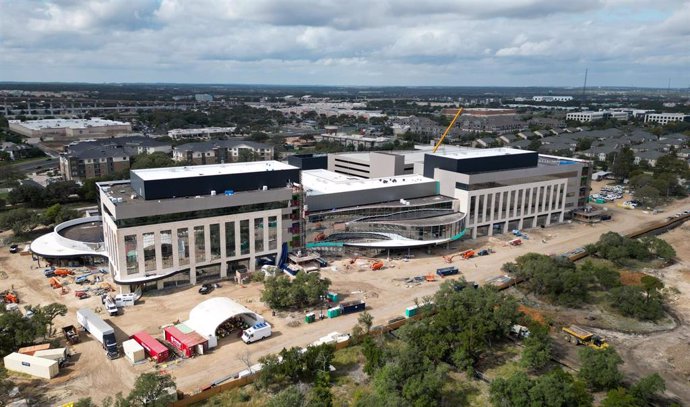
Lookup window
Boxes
[210,224,221,260]
[225,221,236,257]
[254,218,264,252]
[161,230,173,269]
[240,220,250,255]
[268,216,278,250]
[143,232,156,272]
[177,228,189,266]
[124,235,138,275]
[194,226,206,263]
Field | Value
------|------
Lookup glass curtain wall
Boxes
[177,228,190,266]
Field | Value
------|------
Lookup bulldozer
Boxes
[562,325,608,350]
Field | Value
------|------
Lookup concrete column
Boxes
[497,191,504,221]
[154,231,162,271]
[471,227,477,239]
[472,195,479,227]
[526,188,533,216]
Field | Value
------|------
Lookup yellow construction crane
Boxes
[432,107,464,153]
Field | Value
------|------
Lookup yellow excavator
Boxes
[432,107,464,153]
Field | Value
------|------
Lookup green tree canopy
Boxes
[261,272,331,310]
[127,372,176,407]
[578,347,623,391]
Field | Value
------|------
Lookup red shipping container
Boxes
[131,331,169,363]
[163,324,207,358]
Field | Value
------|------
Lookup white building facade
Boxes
[644,113,689,125]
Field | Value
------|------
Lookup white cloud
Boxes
[0,0,688,86]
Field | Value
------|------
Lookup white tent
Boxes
[184,297,264,348]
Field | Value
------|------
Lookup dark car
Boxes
[198,284,214,295]
[315,258,328,267]
[9,244,19,254]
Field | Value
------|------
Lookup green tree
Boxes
[654,153,690,178]
[580,260,621,290]
[490,371,533,407]
[527,139,542,151]
[238,149,258,162]
[641,237,676,260]
[361,336,385,375]
[634,185,662,207]
[640,275,664,302]
[630,373,665,403]
[126,372,177,407]
[131,152,176,170]
[266,386,306,407]
[601,388,638,407]
[609,285,665,320]
[521,323,552,371]
[578,347,623,391]
[42,204,79,226]
[261,273,331,310]
[529,369,592,407]
[511,253,591,306]
[0,208,39,235]
[307,371,333,407]
[610,147,635,179]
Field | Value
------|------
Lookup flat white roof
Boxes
[131,160,297,181]
[11,118,129,130]
[302,169,434,196]
[168,127,236,135]
[332,146,533,166]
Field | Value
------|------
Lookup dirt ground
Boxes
[1,185,689,405]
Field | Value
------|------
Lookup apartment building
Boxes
[98,161,301,292]
[532,96,573,102]
[566,111,629,122]
[172,140,273,164]
[59,136,172,181]
[167,127,236,140]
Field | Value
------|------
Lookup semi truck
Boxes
[242,322,272,344]
[76,308,119,359]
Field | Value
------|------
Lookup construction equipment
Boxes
[432,107,464,153]
[562,325,608,350]
[49,277,62,289]
[443,249,475,263]
[74,291,90,300]
[371,261,384,270]
[62,325,80,344]
[509,238,522,246]
[2,290,18,304]
[54,269,74,277]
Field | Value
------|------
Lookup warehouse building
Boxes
[9,118,131,138]
[98,161,301,293]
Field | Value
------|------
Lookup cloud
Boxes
[0,0,688,86]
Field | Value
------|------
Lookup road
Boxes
[9,157,58,173]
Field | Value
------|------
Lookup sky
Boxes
[1,0,689,88]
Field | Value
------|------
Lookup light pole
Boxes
[319,295,325,320]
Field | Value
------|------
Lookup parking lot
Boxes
[2,186,690,404]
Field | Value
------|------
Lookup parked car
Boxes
[198,284,214,295]
[9,244,19,254]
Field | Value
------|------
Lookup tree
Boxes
[634,185,662,207]
[580,260,620,290]
[609,285,665,320]
[491,369,592,407]
[640,275,664,302]
[611,147,635,179]
[126,372,176,407]
[654,153,690,178]
[361,336,385,375]
[42,204,78,226]
[0,208,39,235]
[131,152,176,170]
[238,149,258,162]
[307,371,333,407]
[576,138,593,151]
[601,388,638,407]
[490,371,533,407]
[527,139,542,151]
[578,347,623,391]
[261,273,331,310]
[641,237,676,260]
[630,373,665,403]
[521,323,552,371]
[266,386,306,407]
[510,253,591,306]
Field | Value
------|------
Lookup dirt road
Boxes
[2,190,689,404]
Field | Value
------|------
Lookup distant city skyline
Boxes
[1,0,689,88]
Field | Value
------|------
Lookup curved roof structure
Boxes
[30,216,107,258]
[184,297,264,348]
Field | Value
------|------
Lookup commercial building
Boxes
[167,127,236,140]
[566,111,629,122]
[9,118,131,138]
[302,169,466,249]
[644,113,689,125]
[172,140,273,164]
[315,133,393,149]
[98,161,301,292]
[532,96,573,102]
[59,136,172,180]
[328,151,415,179]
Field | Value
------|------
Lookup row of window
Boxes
[124,216,278,275]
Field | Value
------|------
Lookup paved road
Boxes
[9,157,58,173]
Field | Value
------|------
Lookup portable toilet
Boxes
[122,339,146,364]
[405,305,418,318]
[327,306,341,319]
[305,312,316,324]
[326,291,339,302]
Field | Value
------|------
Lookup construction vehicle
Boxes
[2,290,18,304]
[54,269,74,277]
[432,107,464,153]
[49,277,62,289]
[509,238,522,246]
[443,249,475,263]
[371,261,384,270]
[562,325,608,350]
[74,291,90,300]
[62,325,80,344]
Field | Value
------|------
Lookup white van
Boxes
[241,322,272,344]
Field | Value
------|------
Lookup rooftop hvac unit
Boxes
[211,190,216,196]
[262,186,268,191]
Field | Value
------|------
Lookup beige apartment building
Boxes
[172,140,273,164]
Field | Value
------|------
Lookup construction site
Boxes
[2,182,690,404]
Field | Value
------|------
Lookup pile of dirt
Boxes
[518,304,547,325]
[619,271,645,286]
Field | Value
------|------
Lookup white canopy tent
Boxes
[184,297,264,348]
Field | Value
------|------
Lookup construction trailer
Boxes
[3,352,59,379]
[33,348,68,364]
[18,344,51,356]
[131,331,169,363]
[163,324,208,358]
[122,339,146,364]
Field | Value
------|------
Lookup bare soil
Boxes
[1,187,688,405]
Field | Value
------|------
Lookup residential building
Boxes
[644,113,689,125]
[315,133,393,149]
[0,142,30,160]
[172,140,273,164]
[59,136,172,181]
[634,150,664,167]
[8,118,131,138]
[167,127,236,140]
[98,161,301,292]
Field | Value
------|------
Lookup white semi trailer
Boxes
[76,308,119,359]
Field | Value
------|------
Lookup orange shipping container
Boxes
[18,343,51,355]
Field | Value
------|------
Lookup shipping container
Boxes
[340,300,366,315]
[33,348,67,364]
[131,331,169,363]
[3,352,59,379]
[122,339,146,364]
[163,324,207,358]
[436,267,459,277]
[18,343,51,356]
